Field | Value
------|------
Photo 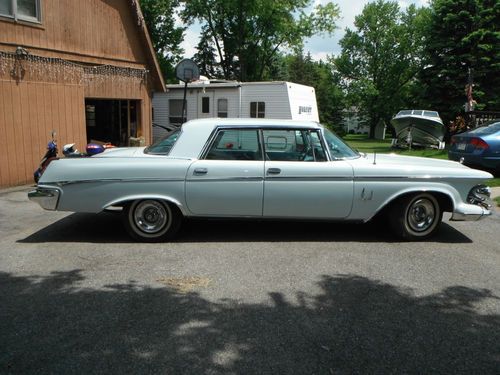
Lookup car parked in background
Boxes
[29,119,493,242]
[449,121,500,173]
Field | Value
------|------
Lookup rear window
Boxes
[470,122,500,135]
[145,129,181,155]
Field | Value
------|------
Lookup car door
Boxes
[262,129,354,219]
[185,128,265,216]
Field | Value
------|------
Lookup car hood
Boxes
[349,153,493,179]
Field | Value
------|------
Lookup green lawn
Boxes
[342,134,500,187]
[495,196,500,207]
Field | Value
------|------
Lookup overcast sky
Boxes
[179,0,430,62]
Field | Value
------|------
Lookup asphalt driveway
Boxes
[1,187,499,374]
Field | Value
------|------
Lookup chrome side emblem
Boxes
[459,157,465,164]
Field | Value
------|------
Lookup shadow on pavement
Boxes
[0,271,498,374]
[18,212,473,244]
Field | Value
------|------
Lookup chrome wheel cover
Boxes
[407,198,436,233]
[133,200,170,234]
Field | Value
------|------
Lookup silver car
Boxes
[29,119,493,242]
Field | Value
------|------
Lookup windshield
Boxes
[144,129,181,155]
[323,128,359,159]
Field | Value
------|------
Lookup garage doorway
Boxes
[85,99,140,146]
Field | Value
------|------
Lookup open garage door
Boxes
[85,99,140,146]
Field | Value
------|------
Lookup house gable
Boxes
[0,0,164,90]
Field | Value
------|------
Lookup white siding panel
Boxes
[240,83,292,119]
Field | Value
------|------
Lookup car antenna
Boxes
[373,151,377,165]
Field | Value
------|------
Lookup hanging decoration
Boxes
[130,0,145,27]
[0,49,148,86]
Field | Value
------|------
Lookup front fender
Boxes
[349,181,459,222]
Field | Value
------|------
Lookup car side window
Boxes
[263,129,327,162]
[205,129,263,161]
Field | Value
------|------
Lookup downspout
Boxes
[238,84,242,118]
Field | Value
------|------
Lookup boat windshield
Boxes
[144,129,181,155]
[423,111,439,117]
[398,110,413,116]
[323,128,359,159]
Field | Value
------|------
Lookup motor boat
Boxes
[391,110,445,149]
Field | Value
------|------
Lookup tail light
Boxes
[470,137,489,151]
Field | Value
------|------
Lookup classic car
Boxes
[448,121,500,172]
[29,118,494,242]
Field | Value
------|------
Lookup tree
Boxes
[181,0,340,81]
[419,0,500,123]
[193,30,222,78]
[140,0,185,82]
[333,0,430,138]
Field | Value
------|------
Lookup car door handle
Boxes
[267,168,281,175]
[193,168,208,175]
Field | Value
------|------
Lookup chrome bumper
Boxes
[28,187,60,210]
[450,203,492,221]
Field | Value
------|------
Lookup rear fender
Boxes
[103,195,187,216]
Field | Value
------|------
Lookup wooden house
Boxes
[0,0,165,187]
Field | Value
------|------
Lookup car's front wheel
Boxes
[123,199,182,242]
[389,193,442,240]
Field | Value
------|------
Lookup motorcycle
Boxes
[34,131,58,183]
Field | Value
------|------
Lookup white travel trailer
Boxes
[152,80,319,140]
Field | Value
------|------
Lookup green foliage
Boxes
[419,0,500,123]
[333,0,430,138]
[181,0,340,81]
[193,30,222,78]
[140,0,185,82]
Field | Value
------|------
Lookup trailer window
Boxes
[250,102,265,118]
[218,99,228,118]
[169,99,186,125]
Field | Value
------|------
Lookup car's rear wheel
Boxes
[123,199,182,242]
[389,193,442,240]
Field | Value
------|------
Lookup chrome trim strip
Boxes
[186,177,264,182]
[49,175,489,186]
[51,177,186,186]
[265,176,353,181]
[352,176,491,181]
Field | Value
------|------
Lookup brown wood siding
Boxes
[0,76,87,187]
[0,0,158,187]
[0,0,149,67]
[0,75,153,187]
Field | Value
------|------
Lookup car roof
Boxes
[182,118,322,131]
[169,118,323,158]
